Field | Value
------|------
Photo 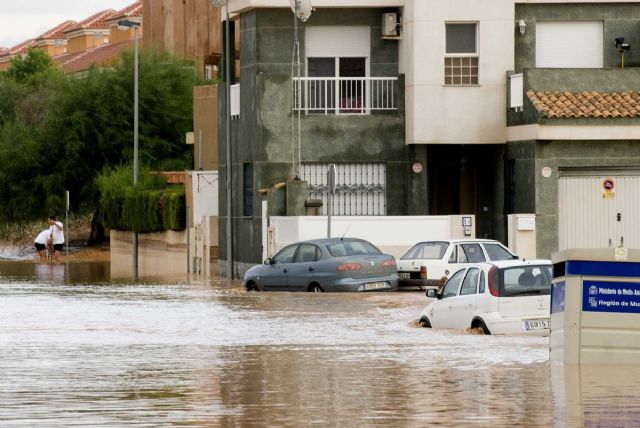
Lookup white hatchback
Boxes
[418,260,552,335]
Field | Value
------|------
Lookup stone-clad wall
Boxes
[218,8,413,274]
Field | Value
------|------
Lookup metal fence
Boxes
[293,77,398,115]
[300,163,386,216]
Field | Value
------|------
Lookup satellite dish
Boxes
[290,0,313,22]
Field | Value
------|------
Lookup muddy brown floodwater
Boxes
[1,262,640,427]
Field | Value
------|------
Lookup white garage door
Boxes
[536,21,603,68]
[558,170,640,250]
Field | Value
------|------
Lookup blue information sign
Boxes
[582,280,640,313]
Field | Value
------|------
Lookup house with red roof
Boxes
[33,20,77,57]
[0,39,37,71]
[63,9,116,56]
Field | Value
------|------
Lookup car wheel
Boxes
[418,317,432,328]
[309,284,324,293]
[472,319,491,335]
[246,281,260,292]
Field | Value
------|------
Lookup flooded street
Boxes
[1,262,640,426]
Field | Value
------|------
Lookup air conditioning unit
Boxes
[382,13,400,38]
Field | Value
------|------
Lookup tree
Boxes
[6,48,56,86]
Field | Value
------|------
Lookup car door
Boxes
[260,244,298,291]
[459,243,487,264]
[286,243,321,291]
[449,267,480,328]
[430,268,466,328]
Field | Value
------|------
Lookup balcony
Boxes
[293,77,399,115]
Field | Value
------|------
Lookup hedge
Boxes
[101,186,186,232]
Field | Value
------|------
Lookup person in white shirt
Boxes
[34,229,52,262]
[47,216,64,262]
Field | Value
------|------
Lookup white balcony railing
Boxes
[293,77,398,115]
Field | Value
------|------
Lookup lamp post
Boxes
[210,0,233,279]
[118,19,141,279]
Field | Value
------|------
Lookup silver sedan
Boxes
[243,238,399,292]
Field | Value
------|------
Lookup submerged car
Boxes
[243,238,398,292]
[397,239,518,290]
[418,260,552,335]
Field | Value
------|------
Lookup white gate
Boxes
[300,163,386,216]
[558,170,640,250]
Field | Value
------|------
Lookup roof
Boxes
[527,90,640,119]
[108,1,143,22]
[4,38,37,56]
[36,20,77,41]
[57,39,135,73]
[65,9,116,33]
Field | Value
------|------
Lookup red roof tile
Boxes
[65,9,117,33]
[527,90,640,119]
[109,1,143,22]
[5,39,37,56]
[36,20,77,40]
[59,39,136,73]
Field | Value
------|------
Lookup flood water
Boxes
[1,262,640,427]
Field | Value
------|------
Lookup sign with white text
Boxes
[582,280,640,313]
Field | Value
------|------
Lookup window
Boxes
[441,269,466,298]
[401,242,449,260]
[304,26,370,114]
[307,57,366,113]
[500,265,552,297]
[484,243,515,261]
[273,245,297,264]
[243,163,253,217]
[445,23,478,86]
[460,268,480,295]
[326,240,381,257]
[448,245,458,263]
[460,243,486,263]
[478,272,486,294]
[294,244,320,263]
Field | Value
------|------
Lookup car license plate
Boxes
[398,272,410,279]
[524,319,550,331]
[364,282,388,291]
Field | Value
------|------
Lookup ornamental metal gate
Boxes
[300,163,386,216]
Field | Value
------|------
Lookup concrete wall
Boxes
[403,0,514,145]
[193,85,219,170]
[67,32,109,54]
[143,0,221,71]
[218,7,410,276]
[110,229,187,278]
[507,140,640,259]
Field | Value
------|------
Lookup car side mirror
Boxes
[426,289,438,299]
[264,258,273,265]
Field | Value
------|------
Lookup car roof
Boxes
[412,239,502,245]
[296,237,370,246]
[483,259,551,269]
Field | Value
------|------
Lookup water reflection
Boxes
[1,262,639,426]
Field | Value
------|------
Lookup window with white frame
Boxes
[445,23,478,86]
[302,26,370,113]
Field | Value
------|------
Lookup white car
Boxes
[397,239,518,290]
[418,260,552,335]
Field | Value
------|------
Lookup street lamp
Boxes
[118,19,141,279]
[210,0,233,279]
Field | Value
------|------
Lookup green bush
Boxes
[97,166,185,232]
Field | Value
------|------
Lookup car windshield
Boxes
[401,242,449,260]
[500,265,552,297]
[326,240,381,257]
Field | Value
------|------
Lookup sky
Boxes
[0,0,135,49]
